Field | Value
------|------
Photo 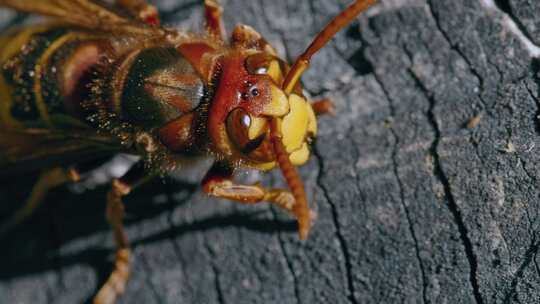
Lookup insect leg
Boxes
[204,0,225,39]
[93,180,130,304]
[116,0,160,26]
[93,161,152,304]
[202,161,309,226]
[0,167,80,236]
[311,98,336,116]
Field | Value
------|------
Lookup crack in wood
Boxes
[312,147,359,304]
[534,251,540,283]
[407,69,485,304]
[502,236,540,304]
[424,0,489,111]
[525,61,540,137]
[372,72,428,304]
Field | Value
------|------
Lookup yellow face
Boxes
[247,54,318,168]
[224,52,318,170]
[245,91,317,168]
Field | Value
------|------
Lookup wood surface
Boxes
[1,0,540,303]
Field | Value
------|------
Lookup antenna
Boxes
[282,0,376,94]
[271,0,377,239]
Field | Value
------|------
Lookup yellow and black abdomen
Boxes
[0,25,110,129]
[0,25,206,134]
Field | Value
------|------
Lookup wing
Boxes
[0,0,164,37]
[0,128,123,175]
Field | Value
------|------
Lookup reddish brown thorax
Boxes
[177,42,218,82]
[152,42,220,153]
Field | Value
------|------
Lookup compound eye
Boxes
[226,108,262,154]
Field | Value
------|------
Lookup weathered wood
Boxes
[1,0,540,303]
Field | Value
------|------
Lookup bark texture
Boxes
[1,0,540,303]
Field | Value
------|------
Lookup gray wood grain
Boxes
[1,0,540,303]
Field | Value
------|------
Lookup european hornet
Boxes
[0,0,376,303]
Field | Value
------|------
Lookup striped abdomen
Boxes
[0,25,206,140]
[0,25,105,128]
